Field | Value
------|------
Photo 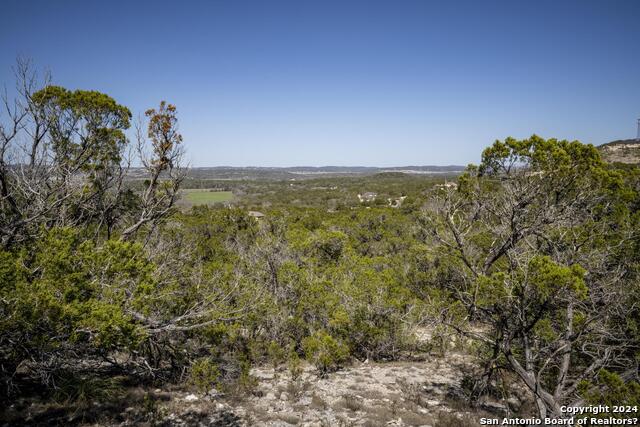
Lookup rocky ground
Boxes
[3,330,527,426]
[599,140,640,164]
[112,353,516,426]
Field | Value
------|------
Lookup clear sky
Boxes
[2,0,639,167]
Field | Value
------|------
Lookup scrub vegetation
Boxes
[1,61,639,425]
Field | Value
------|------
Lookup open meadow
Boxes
[178,189,234,207]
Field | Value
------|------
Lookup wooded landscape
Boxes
[1,61,639,426]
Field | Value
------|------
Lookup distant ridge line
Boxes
[186,165,465,172]
[125,165,466,181]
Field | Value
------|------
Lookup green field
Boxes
[180,189,234,205]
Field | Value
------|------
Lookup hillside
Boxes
[126,165,466,181]
[185,166,466,180]
[598,138,640,164]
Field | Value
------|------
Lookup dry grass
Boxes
[399,409,436,426]
[362,419,387,427]
[360,399,398,424]
[310,393,328,410]
[397,378,429,408]
[351,388,385,400]
[434,410,481,426]
[332,393,364,412]
[275,412,301,424]
[285,378,312,400]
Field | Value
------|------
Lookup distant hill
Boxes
[126,165,466,181]
[598,139,640,164]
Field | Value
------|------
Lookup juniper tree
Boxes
[423,136,639,418]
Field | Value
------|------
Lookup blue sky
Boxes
[2,0,639,167]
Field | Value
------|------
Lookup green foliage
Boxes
[527,256,587,300]
[32,85,131,170]
[189,357,221,393]
[479,135,603,177]
[234,358,258,395]
[579,370,640,417]
[0,250,17,287]
[53,373,125,409]
[267,340,286,364]
[0,227,164,397]
[287,346,303,381]
[475,256,586,311]
[308,229,348,263]
[424,136,640,417]
[302,330,349,374]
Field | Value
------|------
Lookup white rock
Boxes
[183,393,199,402]
[207,388,222,398]
[507,396,521,409]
